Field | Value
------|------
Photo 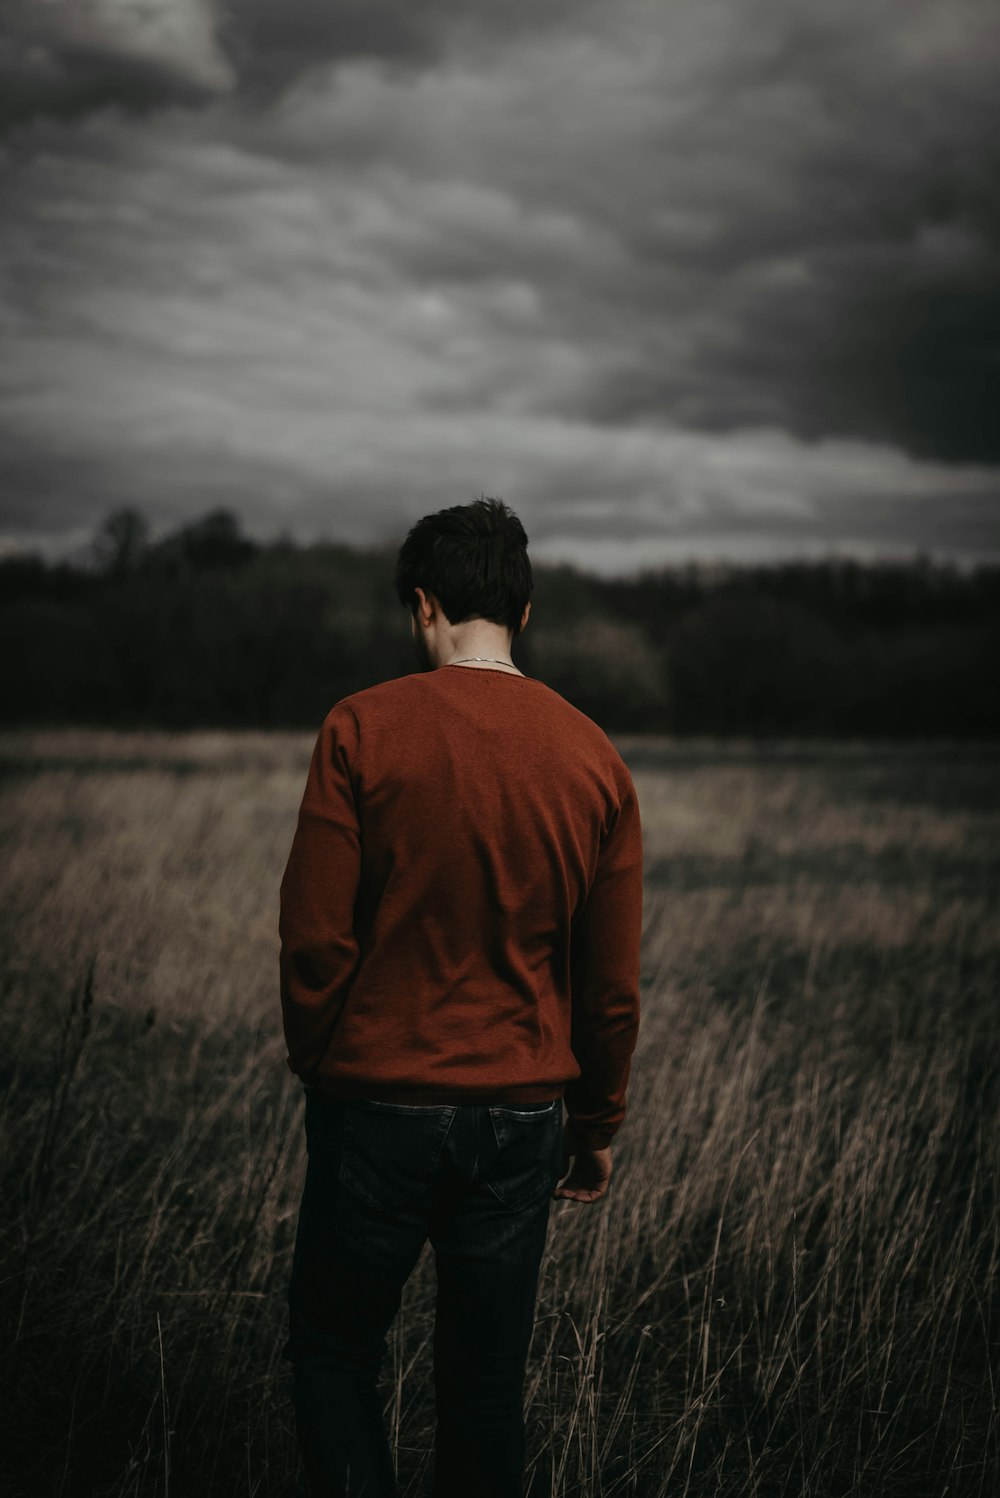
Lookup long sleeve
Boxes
[563,769,643,1150]
[279,703,363,1084]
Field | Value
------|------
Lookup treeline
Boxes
[2,506,998,736]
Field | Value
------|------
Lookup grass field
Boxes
[1,729,998,1497]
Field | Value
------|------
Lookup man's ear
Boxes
[413,585,433,624]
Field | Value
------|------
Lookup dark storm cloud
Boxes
[214,0,588,95]
[0,0,587,129]
[1,0,998,566]
[234,0,1000,466]
[0,0,232,131]
[576,13,1000,463]
[215,0,433,94]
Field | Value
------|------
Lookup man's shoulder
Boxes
[532,682,632,771]
[329,671,426,714]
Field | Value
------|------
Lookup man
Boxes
[279,497,643,1497]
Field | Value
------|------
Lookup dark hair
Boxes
[394,496,533,635]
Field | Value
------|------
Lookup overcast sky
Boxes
[1,0,998,574]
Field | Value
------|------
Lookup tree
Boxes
[161,508,257,570]
[89,507,150,578]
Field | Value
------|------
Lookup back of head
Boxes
[394,496,533,635]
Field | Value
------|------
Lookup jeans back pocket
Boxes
[338,1100,456,1211]
[486,1100,562,1212]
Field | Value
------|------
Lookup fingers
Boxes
[552,1165,611,1203]
[553,1180,609,1203]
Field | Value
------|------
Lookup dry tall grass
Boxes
[1,731,997,1497]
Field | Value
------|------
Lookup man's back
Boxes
[279,661,643,1151]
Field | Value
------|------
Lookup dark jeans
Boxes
[284,1089,564,1498]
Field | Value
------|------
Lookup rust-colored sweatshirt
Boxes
[278,663,643,1150]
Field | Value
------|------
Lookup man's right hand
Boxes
[553,1126,613,1203]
